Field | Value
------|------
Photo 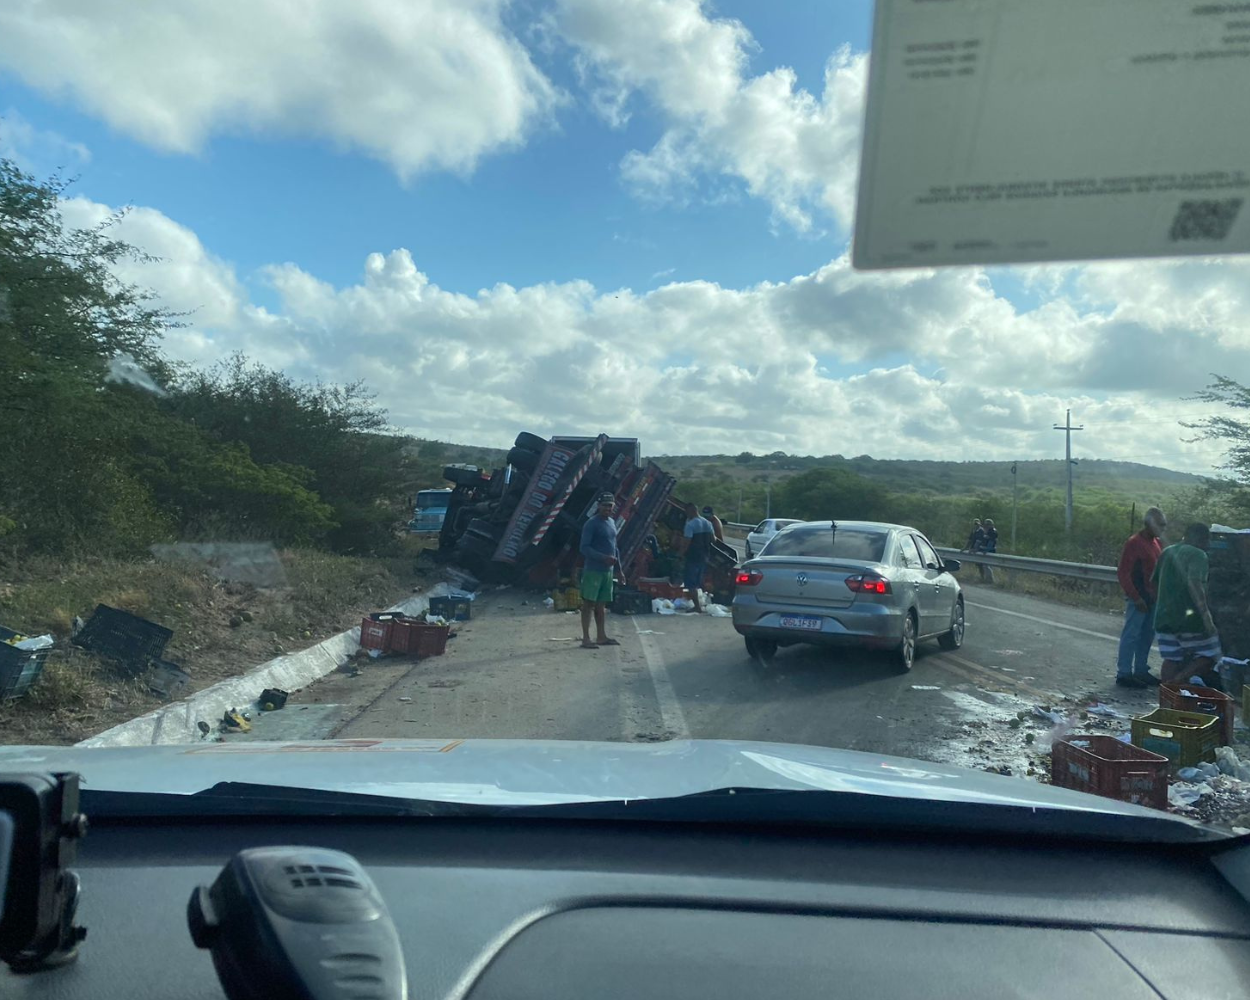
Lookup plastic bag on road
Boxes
[1168,783,1212,808]
[1215,746,1250,782]
[1177,762,1221,782]
[1032,706,1068,726]
[653,599,677,615]
[1085,703,1122,718]
[706,604,732,618]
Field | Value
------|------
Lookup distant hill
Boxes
[646,453,1202,504]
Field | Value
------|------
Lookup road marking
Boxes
[935,651,1053,701]
[633,617,691,739]
[965,601,1119,642]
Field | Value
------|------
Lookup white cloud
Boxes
[0,0,560,178]
[0,107,90,174]
[60,194,1242,475]
[556,0,867,232]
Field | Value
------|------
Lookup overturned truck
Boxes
[435,432,737,599]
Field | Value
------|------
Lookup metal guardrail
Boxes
[936,547,1118,583]
[721,523,1117,584]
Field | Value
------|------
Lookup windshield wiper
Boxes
[80,781,1226,844]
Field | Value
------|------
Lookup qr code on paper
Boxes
[1168,198,1243,242]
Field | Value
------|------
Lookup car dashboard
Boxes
[4,814,1249,1000]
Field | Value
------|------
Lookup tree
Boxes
[735,451,754,465]
[1185,376,1250,520]
[779,468,891,522]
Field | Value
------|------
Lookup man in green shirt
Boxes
[1151,523,1222,685]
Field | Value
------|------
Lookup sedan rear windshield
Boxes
[763,526,887,562]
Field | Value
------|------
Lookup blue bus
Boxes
[407,488,453,534]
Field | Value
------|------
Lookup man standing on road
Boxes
[1114,507,1166,689]
[1152,522,1221,685]
[579,492,621,650]
[702,505,725,543]
[965,519,984,553]
[680,503,715,613]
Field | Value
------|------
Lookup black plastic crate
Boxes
[72,604,172,676]
[0,626,50,701]
[429,595,472,621]
[610,588,652,615]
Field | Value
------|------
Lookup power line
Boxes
[1053,409,1084,533]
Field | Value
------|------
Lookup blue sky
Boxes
[4,2,871,298]
[0,0,1236,472]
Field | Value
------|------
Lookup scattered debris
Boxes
[1085,703,1123,718]
[258,687,289,711]
[397,696,413,703]
[911,685,941,691]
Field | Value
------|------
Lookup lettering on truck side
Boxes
[498,449,574,560]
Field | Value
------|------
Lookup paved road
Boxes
[253,564,1163,777]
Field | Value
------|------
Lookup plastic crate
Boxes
[1051,735,1169,810]
[1131,708,1221,769]
[428,595,472,621]
[1160,683,1235,747]
[0,626,50,701]
[72,604,172,676]
[390,619,450,658]
[610,588,652,615]
[552,586,583,612]
[359,613,400,651]
[635,578,685,600]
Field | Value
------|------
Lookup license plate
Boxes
[779,615,822,631]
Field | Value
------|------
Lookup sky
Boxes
[0,0,1241,475]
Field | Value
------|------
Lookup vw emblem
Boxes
[796,572,808,587]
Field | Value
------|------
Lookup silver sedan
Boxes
[731,520,964,671]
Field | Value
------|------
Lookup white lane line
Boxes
[965,601,1119,642]
[633,617,691,739]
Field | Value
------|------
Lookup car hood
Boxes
[0,737,1173,820]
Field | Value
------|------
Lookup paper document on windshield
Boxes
[854,0,1250,269]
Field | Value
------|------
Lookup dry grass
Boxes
[963,568,1124,613]
[1,549,420,745]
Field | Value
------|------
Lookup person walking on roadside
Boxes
[1114,507,1166,689]
[1152,522,1222,685]
[702,505,725,543]
[679,503,715,613]
[578,492,622,649]
[979,518,999,584]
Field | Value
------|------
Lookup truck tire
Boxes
[514,432,547,452]
[444,465,484,487]
[506,446,540,473]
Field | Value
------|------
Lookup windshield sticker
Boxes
[855,0,1250,268]
[184,739,463,754]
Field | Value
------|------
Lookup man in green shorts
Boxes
[579,492,621,649]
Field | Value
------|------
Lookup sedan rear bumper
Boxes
[731,597,906,647]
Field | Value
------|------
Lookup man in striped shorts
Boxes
[1151,523,1222,685]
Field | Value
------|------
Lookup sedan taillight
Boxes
[845,574,891,595]
[736,570,763,586]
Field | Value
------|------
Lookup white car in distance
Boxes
[745,518,804,559]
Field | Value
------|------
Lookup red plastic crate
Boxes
[359,614,398,651]
[390,619,450,658]
[1160,683,1235,747]
[1051,735,1169,810]
[634,578,684,600]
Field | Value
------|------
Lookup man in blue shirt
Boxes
[680,503,715,613]
[579,492,621,649]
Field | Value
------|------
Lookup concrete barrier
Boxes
[76,592,431,748]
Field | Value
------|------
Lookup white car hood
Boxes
[0,737,1167,819]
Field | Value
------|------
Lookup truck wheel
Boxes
[514,432,547,452]
[444,465,484,487]
[506,446,540,473]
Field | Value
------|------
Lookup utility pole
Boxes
[737,489,743,523]
[765,478,772,519]
[1053,409,1084,534]
[1010,462,1018,552]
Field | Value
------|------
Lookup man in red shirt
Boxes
[1115,507,1167,688]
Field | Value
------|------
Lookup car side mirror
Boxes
[942,559,961,573]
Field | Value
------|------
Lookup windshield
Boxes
[763,527,888,563]
[2,1,1249,838]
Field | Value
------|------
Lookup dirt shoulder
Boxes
[0,549,423,745]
